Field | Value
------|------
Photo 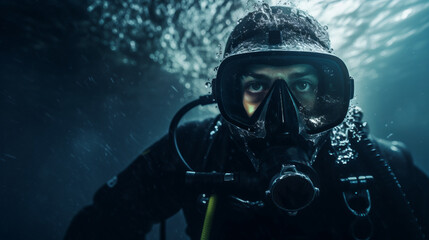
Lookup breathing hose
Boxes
[169,95,216,171]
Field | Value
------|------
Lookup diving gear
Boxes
[169,96,321,215]
[269,164,318,214]
[265,147,320,214]
[209,5,353,214]
[169,95,216,171]
[214,50,353,135]
[213,5,353,136]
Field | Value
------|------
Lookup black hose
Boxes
[351,124,425,239]
[168,95,216,171]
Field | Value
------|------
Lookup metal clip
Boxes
[342,189,371,217]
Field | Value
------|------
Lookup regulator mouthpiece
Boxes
[267,164,319,215]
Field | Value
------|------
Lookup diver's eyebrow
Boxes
[288,69,316,79]
[242,72,272,82]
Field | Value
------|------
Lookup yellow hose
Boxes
[200,194,218,240]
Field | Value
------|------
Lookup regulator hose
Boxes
[168,95,216,171]
[351,122,425,240]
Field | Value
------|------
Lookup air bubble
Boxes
[216,44,223,60]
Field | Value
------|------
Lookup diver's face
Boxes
[241,64,319,116]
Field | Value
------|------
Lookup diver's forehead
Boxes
[245,64,317,77]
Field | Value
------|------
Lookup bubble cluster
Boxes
[87,0,244,95]
[209,120,223,136]
[330,106,363,165]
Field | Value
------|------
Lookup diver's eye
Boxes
[247,82,265,93]
[294,81,311,92]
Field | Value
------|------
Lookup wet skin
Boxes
[241,64,319,116]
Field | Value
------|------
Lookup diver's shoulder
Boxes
[179,117,219,129]
[175,116,222,151]
[372,137,412,163]
[371,136,414,181]
[177,116,221,136]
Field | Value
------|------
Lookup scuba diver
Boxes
[65,5,429,240]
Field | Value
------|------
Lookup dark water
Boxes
[1,0,428,239]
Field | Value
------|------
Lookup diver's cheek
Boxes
[242,91,269,117]
[243,100,261,117]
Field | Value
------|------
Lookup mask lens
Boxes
[299,63,348,132]
[216,52,350,133]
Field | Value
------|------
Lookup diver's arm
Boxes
[64,136,186,240]
[64,118,214,240]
